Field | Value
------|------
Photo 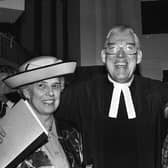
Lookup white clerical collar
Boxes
[107,75,134,87]
[108,75,136,119]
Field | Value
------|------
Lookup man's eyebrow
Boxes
[127,42,136,45]
[107,42,135,45]
[107,42,115,45]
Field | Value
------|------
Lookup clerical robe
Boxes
[56,74,168,168]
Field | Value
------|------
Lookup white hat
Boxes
[3,56,77,89]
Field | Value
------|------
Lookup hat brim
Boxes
[3,61,77,89]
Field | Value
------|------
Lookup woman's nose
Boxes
[47,87,54,96]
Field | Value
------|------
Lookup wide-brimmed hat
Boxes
[3,56,77,89]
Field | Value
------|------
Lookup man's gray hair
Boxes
[104,25,140,49]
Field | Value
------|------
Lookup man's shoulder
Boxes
[136,75,163,85]
[66,73,105,90]
[56,119,79,132]
[135,75,168,92]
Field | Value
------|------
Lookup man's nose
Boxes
[116,48,126,58]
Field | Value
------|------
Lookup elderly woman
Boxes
[2,56,83,168]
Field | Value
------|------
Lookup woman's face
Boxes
[24,78,63,116]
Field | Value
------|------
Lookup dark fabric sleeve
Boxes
[55,83,82,131]
[58,124,83,168]
[160,83,168,141]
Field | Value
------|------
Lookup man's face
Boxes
[24,78,63,116]
[101,30,142,83]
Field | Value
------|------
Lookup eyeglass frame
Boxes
[104,42,138,56]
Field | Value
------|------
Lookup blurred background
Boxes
[0,0,168,81]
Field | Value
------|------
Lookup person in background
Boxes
[162,113,168,168]
[56,24,168,168]
[0,65,20,118]
[161,104,168,168]
[2,56,83,168]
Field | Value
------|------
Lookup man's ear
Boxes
[136,50,142,64]
[101,49,106,63]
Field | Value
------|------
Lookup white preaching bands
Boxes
[108,75,136,119]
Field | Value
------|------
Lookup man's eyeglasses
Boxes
[105,43,137,55]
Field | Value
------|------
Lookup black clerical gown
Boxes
[56,74,168,168]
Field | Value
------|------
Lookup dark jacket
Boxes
[56,119,84,168]
[0,92,21,118]
[56,74,168,168]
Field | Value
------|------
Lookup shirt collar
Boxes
[107,74,134,87]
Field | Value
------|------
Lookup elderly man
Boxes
[0,56,83,168]
[56,25,168,168]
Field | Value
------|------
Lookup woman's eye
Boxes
[37,83,46,89]
[52,83,61,89]
[108,45,116,50]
